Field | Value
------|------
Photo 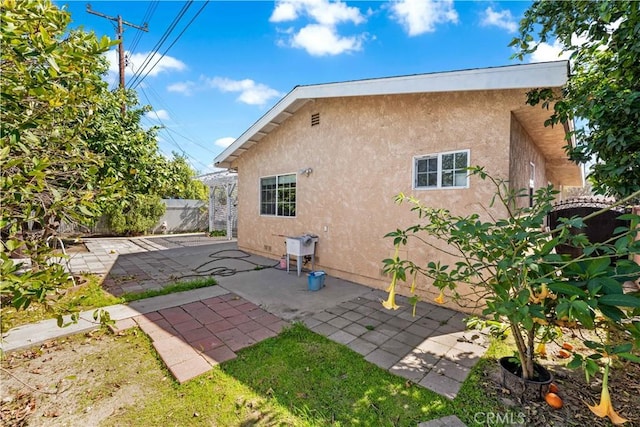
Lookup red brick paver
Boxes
[134,292,289,383]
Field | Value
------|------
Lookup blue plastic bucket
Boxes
[307,271,326,291]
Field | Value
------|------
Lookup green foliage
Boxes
[0,0,117,320]
[1,0,116,242]
[384,167,640,381]
[83,88,166,197]
[105,194,166,236]
[157,153,209,201]
[510,1,640,199]
[120,277,216,302]
[0,0,207,325]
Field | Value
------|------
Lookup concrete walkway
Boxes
[1,235,485,424]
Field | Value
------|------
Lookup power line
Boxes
[129,1,209,90]
[163,127,217,156]
[139,87,209,172]
[143,84,217,155]
[128,1,158,55]
[126,1,193,89]
[86,3,148,90]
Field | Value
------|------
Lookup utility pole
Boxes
[86,3,148,90]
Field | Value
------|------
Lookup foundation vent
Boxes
[311,113,320,127]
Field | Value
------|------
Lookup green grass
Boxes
[119,277,216,303]
[104,323,512,427]
[0,276,217,332]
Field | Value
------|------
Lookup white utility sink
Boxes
[285,235,318,276]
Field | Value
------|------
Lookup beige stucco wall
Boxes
[509,114,548,209]
[232,89,555,313]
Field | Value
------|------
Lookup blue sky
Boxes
[58,1,568,174]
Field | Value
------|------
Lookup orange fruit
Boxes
[545,392,563,409]
[549,383,559,394]
[561,342,574,351]
[557,349,571,359]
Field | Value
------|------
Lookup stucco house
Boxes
[214,60,583,309]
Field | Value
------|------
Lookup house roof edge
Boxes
[214,61,569,168]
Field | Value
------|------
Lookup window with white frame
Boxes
[414,150,469,189]
[260,174,296,216]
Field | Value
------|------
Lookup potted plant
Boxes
[382,167,640,422]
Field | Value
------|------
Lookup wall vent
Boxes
[311,113,320,126]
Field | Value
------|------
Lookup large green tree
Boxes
[81,88,169,235]
[1,0,116,244]
[511,0,640,199]
[158,153,208,201]
[1,0,118,311]
[1,0,177,312]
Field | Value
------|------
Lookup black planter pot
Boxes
[499,356,554,400]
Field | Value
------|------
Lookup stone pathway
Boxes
[67,234,230,295]
[302,290,488,399]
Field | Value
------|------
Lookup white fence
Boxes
[57,199,209,236]
[157,199,208,233]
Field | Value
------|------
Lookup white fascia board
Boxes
[214,61,569,167]
[304,61,568,98]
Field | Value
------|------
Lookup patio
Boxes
[2,235,489,401]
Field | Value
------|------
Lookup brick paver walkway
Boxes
[117,292,289,383]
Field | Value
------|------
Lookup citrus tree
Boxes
[157,153,209,201]
[1,0,118,317]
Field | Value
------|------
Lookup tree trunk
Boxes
[510,322,534,380]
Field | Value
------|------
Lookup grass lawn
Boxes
[96,323,511,427]
[1,322,513,426]
[0,275,217,333]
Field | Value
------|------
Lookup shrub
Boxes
[105,194,165,236]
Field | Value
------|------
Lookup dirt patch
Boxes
[61,240,88,255]
[480,343,640,426]
[0,329,164,427]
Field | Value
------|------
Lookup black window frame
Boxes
[260,173,296,217]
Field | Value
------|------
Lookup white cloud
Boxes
[167,81,196,95]
[145,109,170,121]
[389,0,458,36]
[104,50,186,78]
[206,77,282,106]
[529,40,572,62]
[128,52,186,76]
[270,0,368,56]
[480,6,517,33]
[270,1,299,22]
[292,24,364,56]
[525,21,614,63]
[270,0,364,26]
[215,137,236,148]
